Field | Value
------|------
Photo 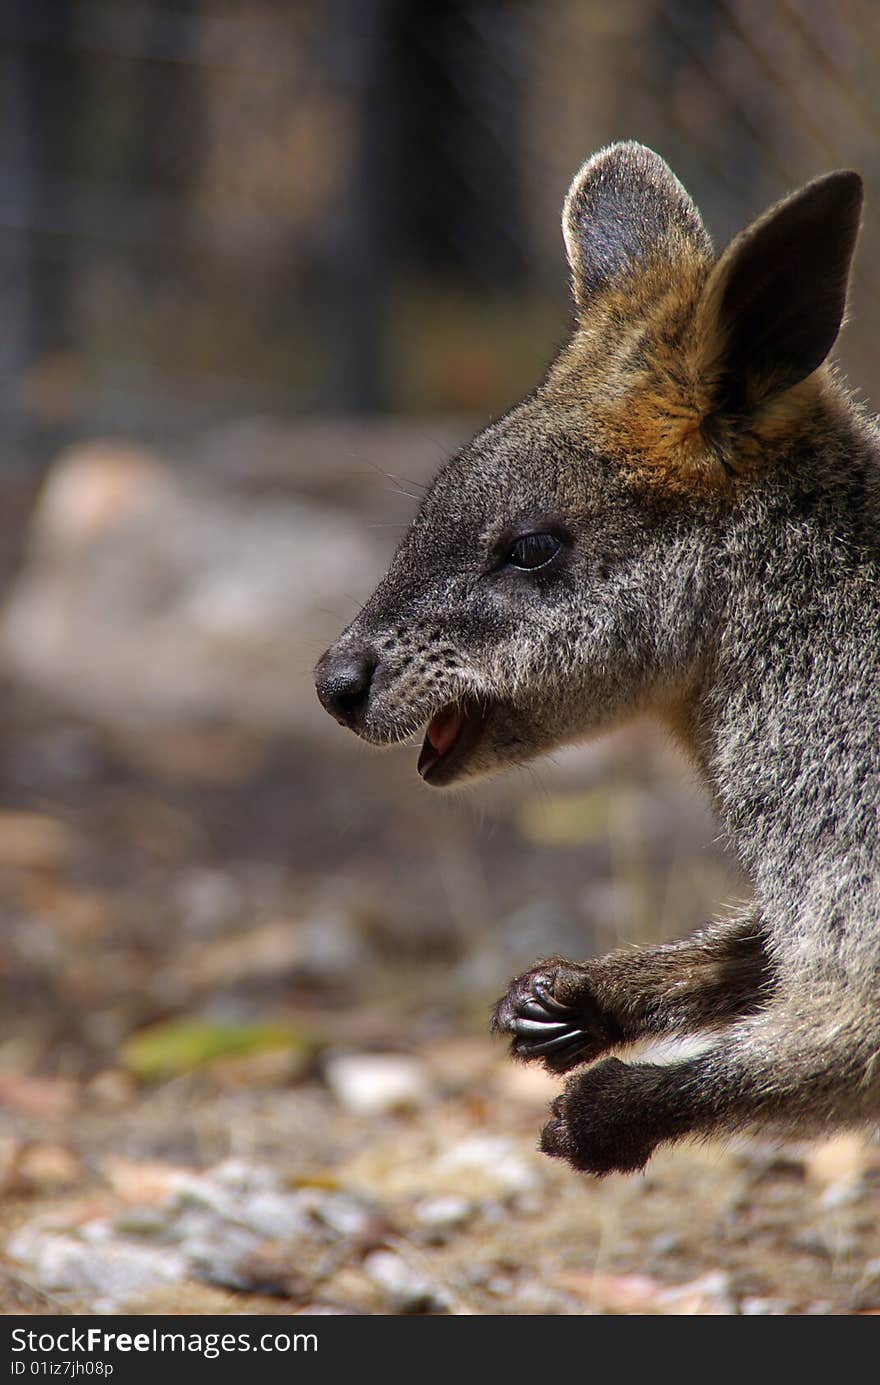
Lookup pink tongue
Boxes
[427,706,465,755]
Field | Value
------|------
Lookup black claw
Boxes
[532,981,576,1017]
[517,1028,587,1056]
[518,998,561,1021]
[512,1017,571,1036]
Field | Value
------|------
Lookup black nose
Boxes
[315,648,377,729]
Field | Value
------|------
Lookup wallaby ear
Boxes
[563,142,712,312]
[696,170,863,418]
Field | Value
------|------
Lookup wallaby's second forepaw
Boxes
[490,958,621,1074]
[539,1059,663,1176]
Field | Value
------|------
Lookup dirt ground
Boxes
[0,676,879,1318]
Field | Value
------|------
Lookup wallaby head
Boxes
[316,141,863,790]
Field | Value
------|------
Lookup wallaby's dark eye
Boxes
[506,532,563,571]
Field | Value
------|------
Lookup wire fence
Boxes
[1,0,879,471]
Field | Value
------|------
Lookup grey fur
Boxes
[316,142,879,1175]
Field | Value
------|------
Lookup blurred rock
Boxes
[414,1195,474,1232]
[0,441,386,735]
[8,1157,384,1312]
[434,1136,540,1197]
[8,1219,188,1311]
[324,1053,432,1114]
[363,1248,450,1314]
[300,1186,382,1241]
[175,1160,316,1241]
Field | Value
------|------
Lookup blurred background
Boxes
[0,0,878,1317]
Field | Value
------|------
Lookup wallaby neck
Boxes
[689,411,880,928]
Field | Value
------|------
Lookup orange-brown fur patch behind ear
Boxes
[547,252,837,501]
[547,256,729,499]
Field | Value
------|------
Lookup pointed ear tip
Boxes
[813,168,864,216]
[754,168,864,253]
[600,139,659,159]
[826,168,863,198]
[586,140,669,174]
[563,142,687,223]
[568,140,666,187]
[831,168,862,191]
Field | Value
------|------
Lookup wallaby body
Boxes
[316,143,879,1175]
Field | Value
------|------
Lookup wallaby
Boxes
[315,142,878,1176]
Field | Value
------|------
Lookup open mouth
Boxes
[417,699,488,786]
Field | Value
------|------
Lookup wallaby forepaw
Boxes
[539,1058,661,1176]
[490,958,620,1074]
